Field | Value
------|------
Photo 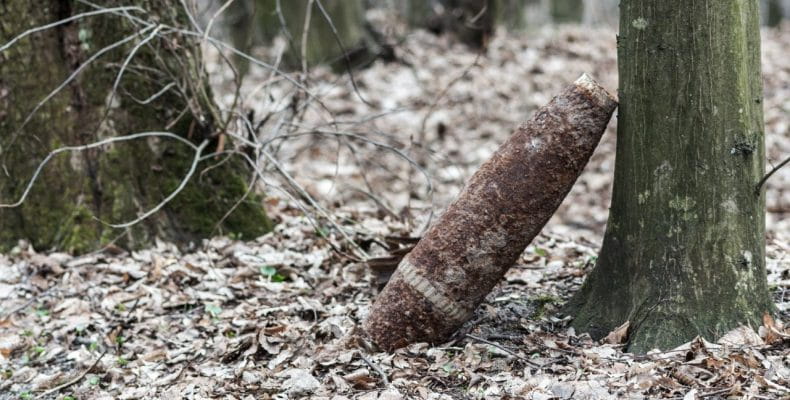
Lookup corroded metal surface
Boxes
[363,74,618,351]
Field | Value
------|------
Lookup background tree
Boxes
[566,1,773,352]
[403,0,498,48]
[0,1,272,253]
[492,0,533,30]
[764,0,786,26]
[549,0,584,24]
[226,0,374,73]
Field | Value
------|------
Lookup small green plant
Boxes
[259,265,286,282]
[314,226,329,238]
[21,329,33,337]
[442,363,454,374]
[88,342,98,352]
[229,232,243,240]
[116,356,128,367]
[32,346,45,356]
[19,391,32,400]
[88,376,100,386]
[115,303,127,312]
[534,247,548,257]
[115,336,125,345]
[205,304,222,318]
[572,255,598,269]
[63,396,76,400]
[531,294,562,318]
[35,307,50,318]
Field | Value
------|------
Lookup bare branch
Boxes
[179,0,204,34]
[313,0,373,106]
[8,25,157,147]
[101,24,167,128]
[99,140,210,229]
[128,82,177,105]
[0,132,196,209]
[204,0,238,43]
[756,155,790,195]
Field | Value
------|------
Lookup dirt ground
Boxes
[1,22,788,399]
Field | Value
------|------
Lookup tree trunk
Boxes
[402,0,442,31]
[227,0,372,72]
[566,1,773,353]
[549,0,584,24]
[493,0,530,31]
[765,0,784,26]
[404,0,496,48]
[364,75,616,351]
[0,0,272,253]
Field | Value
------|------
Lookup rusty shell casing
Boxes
[363,74,617,351]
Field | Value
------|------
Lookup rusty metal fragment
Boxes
[363,74,618,351]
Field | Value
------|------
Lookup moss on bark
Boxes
[566,0,773,353]
[1,0,272,253]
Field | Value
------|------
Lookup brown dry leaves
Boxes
[0,217,787,399]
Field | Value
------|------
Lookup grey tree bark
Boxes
[565,0,773,352]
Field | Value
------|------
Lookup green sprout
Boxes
[205,304,222,318]
[259,265,286,282]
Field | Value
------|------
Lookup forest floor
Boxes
[1,23,789,399]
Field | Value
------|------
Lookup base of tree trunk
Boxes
[564,244,775,353]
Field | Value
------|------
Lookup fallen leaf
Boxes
[604,321,629,344]
[761,312,783,345]
[683,388,698,400]
[717,326,763,347]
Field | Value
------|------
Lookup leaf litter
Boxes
[1,23,789,399]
